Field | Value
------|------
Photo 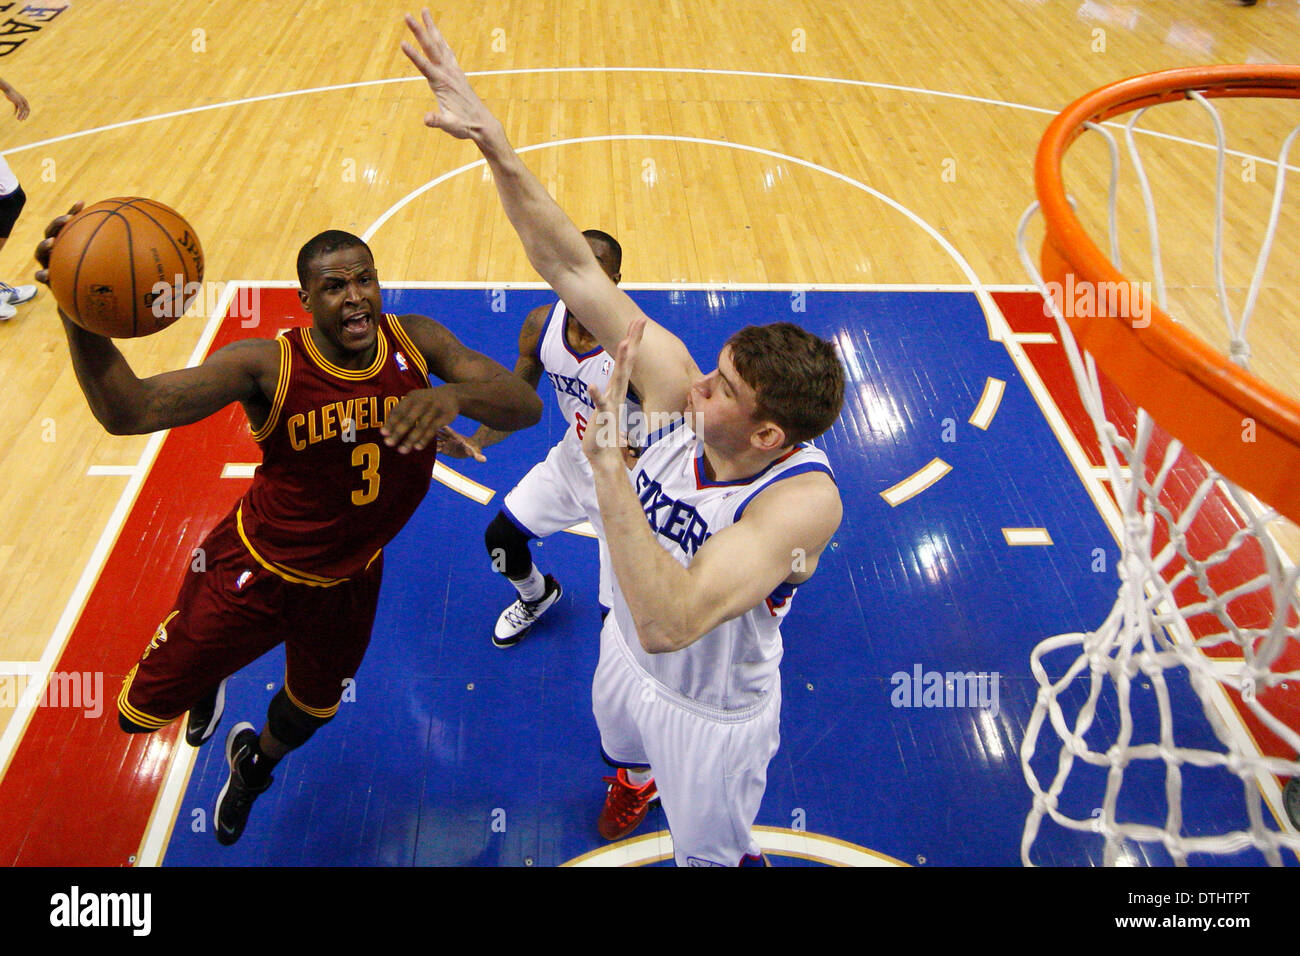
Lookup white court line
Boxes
[431,462,494,505]
[969,378,1006,431]
[0,283,239,789]
[1003,528,1053,546]
[221,463,258,479]
[6,67,1295,175]
[360,135,1020,518]
[1006,332,1057,345]
[238,280,1042,292]
[880,459,952,507]
[138,730,198,867]
[361,133,1012,346]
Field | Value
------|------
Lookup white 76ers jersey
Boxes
[609,417,835,713]
[536,301,615,459]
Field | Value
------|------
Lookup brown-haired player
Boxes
[403,11,845,866]
[35,218,541,846]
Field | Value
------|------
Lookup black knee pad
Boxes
[266,687,331,749]
[0,185,26,239]
[484,510,535,579]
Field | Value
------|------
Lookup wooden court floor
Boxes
[1,0,1298,862]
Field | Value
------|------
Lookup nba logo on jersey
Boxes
[394,351,409,372]
[236,570,252,590]
[600,356,613,376]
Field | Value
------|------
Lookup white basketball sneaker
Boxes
[493,575,562,648]
[0,282,36,305]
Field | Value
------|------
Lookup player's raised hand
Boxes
[34,201,85,285]
[583,316,646,467]
[400,9,494,141]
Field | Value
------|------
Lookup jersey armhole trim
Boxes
[387,313,430,381]
[732,461,837,523]
[250,335,292,443]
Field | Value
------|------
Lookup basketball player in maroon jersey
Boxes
[36,211,542,845]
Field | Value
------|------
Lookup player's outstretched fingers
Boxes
[606,315,646,403]
[34,201,85,283]
[389,410,430,454]
[400,9,490,140]
[384,388,459,454]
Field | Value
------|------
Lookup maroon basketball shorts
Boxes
[118,509,382,729]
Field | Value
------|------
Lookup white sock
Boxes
[510,565,546,602]
[626,767,653,787]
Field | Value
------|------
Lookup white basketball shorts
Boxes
[502,438,612,609]
[0,156,18,197]
[592,613,781,867]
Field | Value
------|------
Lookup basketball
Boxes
[47,197,204,338]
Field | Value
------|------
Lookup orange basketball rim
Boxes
[1036,65,1300,524]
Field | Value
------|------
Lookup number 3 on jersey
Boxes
[352,442,380,505]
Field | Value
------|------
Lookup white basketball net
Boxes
[1016,90,1300,866]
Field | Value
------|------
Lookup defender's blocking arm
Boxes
[400,10,699,417]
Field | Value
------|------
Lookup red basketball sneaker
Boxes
[597,768,659,841]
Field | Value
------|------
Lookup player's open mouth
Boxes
[342,313,371,338]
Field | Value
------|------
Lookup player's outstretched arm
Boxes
[60,318,272,434]
[400,9,699,417]
[37,205,273,435]
[380,312,542,454]
[584,320,842,652]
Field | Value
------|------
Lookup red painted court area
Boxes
[0,288,1293,866]
[0,289,309,866]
